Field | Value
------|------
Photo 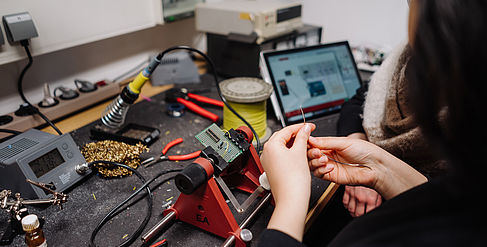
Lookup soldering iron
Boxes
[101,46,262,153]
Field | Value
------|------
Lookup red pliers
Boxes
[165,88,223,123]
[142,138,201,168]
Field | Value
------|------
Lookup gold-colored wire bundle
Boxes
[223,100,268,139]
[81,140,148,177]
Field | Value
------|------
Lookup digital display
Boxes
[28,148,65,178]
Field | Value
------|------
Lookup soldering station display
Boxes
[28,148,65,178]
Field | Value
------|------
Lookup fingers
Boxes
[291,123,313,152]
[269,123,315,146]
[344,186,383,217]
[347,188,356,216]
[312,163,334,178]
[308,148,327,171]
[308,136,353,152]
[354,200,366,217]
[342,186,351,211]
[366,194,383,214]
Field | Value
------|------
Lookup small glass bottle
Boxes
[21,214,47,247]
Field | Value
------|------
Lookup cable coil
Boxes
[220,77,273,142]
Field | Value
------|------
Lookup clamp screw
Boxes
[240,229,253,242]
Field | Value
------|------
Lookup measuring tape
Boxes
[220,77,273,143]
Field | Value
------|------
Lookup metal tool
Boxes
[0,179,68,244]
[142,138,201,168]
[165,88,223,123]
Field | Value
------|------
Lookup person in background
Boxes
[336,1,448,217]
[258,0,486,245]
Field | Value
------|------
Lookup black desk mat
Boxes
[1,74,334,246]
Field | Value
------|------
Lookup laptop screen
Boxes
[261,41,362,125]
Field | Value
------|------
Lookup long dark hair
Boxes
[407,1,487,172]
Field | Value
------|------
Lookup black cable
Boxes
[17,41,63,135]
[0,128,22,135]
[87,160,182,247]
[156,46,262,154]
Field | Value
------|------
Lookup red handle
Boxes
[168,150,201,161]
[187,93,224,108]
[162,138,183,155]
[176,98,220,123]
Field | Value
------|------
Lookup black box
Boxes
[207,24,322,78]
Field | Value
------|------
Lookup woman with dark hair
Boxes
[258,0,487,245]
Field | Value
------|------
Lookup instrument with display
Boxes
[196,0,303,44]
[0,129,89,199]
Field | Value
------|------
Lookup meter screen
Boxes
[28,148,65,178]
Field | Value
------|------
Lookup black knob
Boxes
[175,163,208,195]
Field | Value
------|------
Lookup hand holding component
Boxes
[260,123,314,242]
[307,136,428,200]
[142,138,201,168]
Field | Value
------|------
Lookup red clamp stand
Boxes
[141,126,267,246]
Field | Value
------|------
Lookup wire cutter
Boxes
[142,138,201,168]
[165,88,223,123]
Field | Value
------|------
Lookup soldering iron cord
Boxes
[87,160,182,247]
[155,46,262,154]
[88,161,150,247]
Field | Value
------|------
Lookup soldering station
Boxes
[0,0,391,246]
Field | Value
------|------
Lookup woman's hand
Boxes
[307,136,427,200]
[260,123,315,241]
[343,186,382,217]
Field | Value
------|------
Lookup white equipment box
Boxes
[196,0,303,44]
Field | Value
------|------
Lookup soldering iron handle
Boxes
[176,98,220,123]
[187,93,224,107]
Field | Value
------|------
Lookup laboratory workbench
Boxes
[1,74,338,247]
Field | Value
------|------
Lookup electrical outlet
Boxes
[0,82,121,137]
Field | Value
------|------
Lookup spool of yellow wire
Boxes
[220,77,273,142]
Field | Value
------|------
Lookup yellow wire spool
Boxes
[220,77,273,142]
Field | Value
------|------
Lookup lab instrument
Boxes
[0,129,88,199]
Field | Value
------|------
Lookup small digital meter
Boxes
[0,129,89,199]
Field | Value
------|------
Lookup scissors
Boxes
[142,138,201,168]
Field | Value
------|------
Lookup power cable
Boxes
[86,160,182,247]
[17,41,63,135]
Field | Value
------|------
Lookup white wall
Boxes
[302,0,409,51]
[0,18,202,116]
[0,0,409,116]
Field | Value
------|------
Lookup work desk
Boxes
[1,74,338,246]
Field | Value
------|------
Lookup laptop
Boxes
[260,41,362,136]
